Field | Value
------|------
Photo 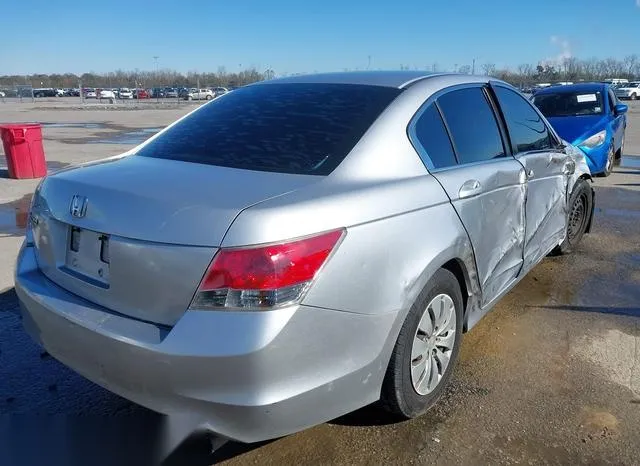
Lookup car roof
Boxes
[534,82,608,95]
[252,71,452,89]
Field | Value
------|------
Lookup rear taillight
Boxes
[190,229,345,311]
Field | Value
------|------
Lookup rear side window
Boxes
[412,104,457,169]
[493,86,552,153]
[437,87,505,164]
[136,83,402,175]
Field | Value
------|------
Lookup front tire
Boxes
[553,178,593,255]
[381,268,463,419]
[631,93,637,101]
[615,135,624,166]
[600,144,614,177]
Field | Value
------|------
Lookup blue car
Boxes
[532,83,627,176]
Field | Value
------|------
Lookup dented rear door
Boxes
[425,85,526,307]
[490,84,570,271]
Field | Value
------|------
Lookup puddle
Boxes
[597,207,640,219]
[0,194,32,236]
[89,128,161,145]
[41,122,105,129]
[621,156,640,169]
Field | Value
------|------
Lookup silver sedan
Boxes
[16,71,594,446]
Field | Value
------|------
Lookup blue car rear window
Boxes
[136,83,402,175]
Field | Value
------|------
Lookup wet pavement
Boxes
[621,155,640,169]
[89,127,161,145]
[0,194,32,236]
[38,121,163,145]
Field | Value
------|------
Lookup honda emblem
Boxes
[70,195,88,218]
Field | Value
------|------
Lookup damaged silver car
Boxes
[15,71,594,445]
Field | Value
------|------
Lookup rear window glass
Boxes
[412,104,457,169]
[136,83,402,175]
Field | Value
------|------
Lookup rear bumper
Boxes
[15,244,399,443]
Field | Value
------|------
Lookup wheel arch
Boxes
[577,174,595,234]
[441,258,470,330]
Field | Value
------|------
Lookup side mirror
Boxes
[614,103,628,115]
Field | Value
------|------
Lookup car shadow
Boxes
[533,304,640,318]
[164,402,401,464]
[164,434,274,466]
[329,401,401,427]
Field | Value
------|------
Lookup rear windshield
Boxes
[136,83,402,175]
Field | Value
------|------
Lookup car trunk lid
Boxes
[31,155,318,325]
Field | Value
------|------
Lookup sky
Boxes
[1,0,640,76]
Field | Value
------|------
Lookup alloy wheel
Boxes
[605,147,614,174]
[410,294,456,395]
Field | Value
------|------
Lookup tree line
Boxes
[485,55,640,86]
[2,56,640,89]
[0,67,272,89]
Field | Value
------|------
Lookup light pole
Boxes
[153,56,159,101]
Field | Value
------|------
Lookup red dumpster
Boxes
[0,123,47,179]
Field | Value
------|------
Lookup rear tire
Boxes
[552,178,593,255]
[381,269,463,419]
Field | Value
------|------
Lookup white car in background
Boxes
[615,82,640,100]
[118,88,133,99]
[185,88,214,100]
[99,90,116,99]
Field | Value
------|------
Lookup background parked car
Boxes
[33,88,59,98]
[99,89,116,99]
[118,88,134,99]
[185,88,214,100]
[151,88,166,98]
[533,82,627,176]
[133,89,151,99]
[614,82,640,100]
[164,87,179,98]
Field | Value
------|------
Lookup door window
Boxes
[493,86,553,153]
[608,89,617,113]
[437,87,506,165]
[412,104,457,169]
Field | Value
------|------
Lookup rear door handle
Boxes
[458,179,483,199]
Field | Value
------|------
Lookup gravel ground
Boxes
[0,99,639,465]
